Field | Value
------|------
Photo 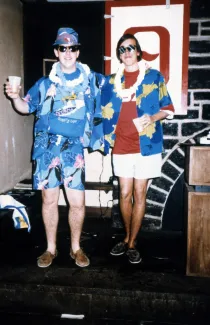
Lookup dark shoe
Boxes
[37,250,58,268]
[70,248,90,267]
[110,241,127,256]
[126,248,142,264]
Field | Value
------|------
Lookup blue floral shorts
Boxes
[32,134,85,191]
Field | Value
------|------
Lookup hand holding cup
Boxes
[133,114,152,133]
[6,76,21,99]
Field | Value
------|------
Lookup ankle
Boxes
[47,247,57,255]
[71,245,80,254]
[128,240,137,249]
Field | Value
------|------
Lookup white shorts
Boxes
[112,153,162,179]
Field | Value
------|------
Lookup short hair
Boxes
[116,33,142,62]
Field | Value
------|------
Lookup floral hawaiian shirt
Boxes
[23,66,105,160]
[101,68,174,156]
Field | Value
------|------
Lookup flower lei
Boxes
[114,59,148,101]
[49,61,90,93]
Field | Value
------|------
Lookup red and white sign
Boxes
[105,0,190,114]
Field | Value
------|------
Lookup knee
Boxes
[42,191,59,207]
[120,190,132,202]
[70,204,84,216]
[134,187,147,203]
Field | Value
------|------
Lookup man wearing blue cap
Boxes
[5,27,104,268]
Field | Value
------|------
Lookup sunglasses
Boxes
[57,45,80,53]
[118,44,137,54]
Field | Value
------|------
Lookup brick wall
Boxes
[163,17,210,153]
[141,0,210,231]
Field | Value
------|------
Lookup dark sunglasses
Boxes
[118,44,137,54]
[57,45,80,53]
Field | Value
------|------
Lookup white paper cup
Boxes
[8,76,21,93]
[133,117,143,133]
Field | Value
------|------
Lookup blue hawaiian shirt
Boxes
[101,68,174,156]
[23,70,105,160]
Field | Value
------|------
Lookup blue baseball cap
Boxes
[53,27,80,46]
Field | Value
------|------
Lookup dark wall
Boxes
[190,0,210,18]
[23,2,105,91]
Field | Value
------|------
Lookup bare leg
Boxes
[118,177,134,243]
[128,178,148,248]
[65,187,85,253]
[42,187,60,255]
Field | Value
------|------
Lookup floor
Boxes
[0,187,210,325]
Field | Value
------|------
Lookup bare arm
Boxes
[5,81,29,114]
[149,111,169,123]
